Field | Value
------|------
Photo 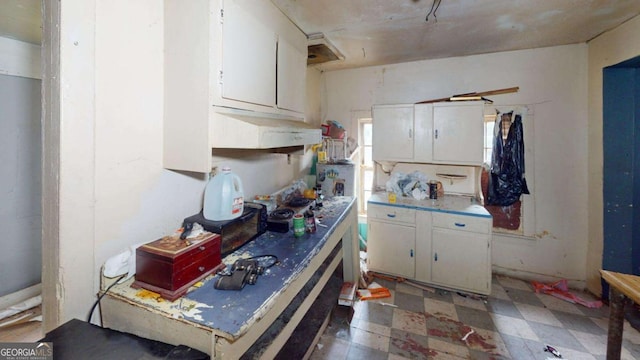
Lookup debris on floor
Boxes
[367,271,436,293]
[338,282,357,306]
[532,279,603,308]
[357,282,392,301]
[461,328,475,342]
[544,344,562,358]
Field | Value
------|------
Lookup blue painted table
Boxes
[101,196,359,358]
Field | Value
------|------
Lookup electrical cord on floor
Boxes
[87,273,126,327]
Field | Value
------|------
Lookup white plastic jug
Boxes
[203,167,244,221]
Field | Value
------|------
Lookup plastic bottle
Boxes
[304,207,316,233]
[315,184,323,207]
[203,167,244,221]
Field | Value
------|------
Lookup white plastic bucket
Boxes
[203,167,244,221]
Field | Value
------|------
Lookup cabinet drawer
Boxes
[432,212,490,234]
[368,204,415,224]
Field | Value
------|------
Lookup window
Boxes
[484,114,496,165]
[359,118,373,214]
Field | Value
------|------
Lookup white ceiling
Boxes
[2,1,639,72]
[273,0,640,70]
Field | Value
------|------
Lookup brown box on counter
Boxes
[132,232,225,301]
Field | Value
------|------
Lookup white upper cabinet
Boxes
[221,0,277,107]
[163,0,309,172]
[372,101,484,165]
[372,104,415,162]
[431,102,485,165]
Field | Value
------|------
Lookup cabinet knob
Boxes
[434,253,438,261]
[198,266,205,272]
[410,249,414,258]
[199,246,206,251]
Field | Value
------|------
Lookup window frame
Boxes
[357,117,373,215]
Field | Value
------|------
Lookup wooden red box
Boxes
[131,232,225,301]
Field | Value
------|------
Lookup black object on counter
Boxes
[182,202,267,256]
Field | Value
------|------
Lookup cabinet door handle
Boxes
[410,249,414,258]
[386,213,396,218]
[435,129,438,139]
[434,252,438,261]
[454,222,466,227]
[409,129,412,139]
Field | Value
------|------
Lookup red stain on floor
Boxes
[391,332,438,357]
[424,311,498,353]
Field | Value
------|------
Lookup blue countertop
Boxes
[107,196,356,340]
[368,193,491,218]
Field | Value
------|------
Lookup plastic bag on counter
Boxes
[386,171,430,200]
[385,172,406,195]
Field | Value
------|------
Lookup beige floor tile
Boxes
[387,353,409,360]
[489,283,511,301]
[424,298,459,321]
[352,319,392,337]
[351,326,390,352]
[535,292,585,315]
[392,308,427,336]
[568,329,607,355]
[590,316,609,332]
[467,328,511,358]
[395,282,424,296]
[552,346,597,360]
[514,302,564,327]
[496,276,533,291]
[310,335,349,360]
[623,321,640,344]
[490,313,540,341]
[429,352,468,359]
[452,294,487,311]
[428,337,470,358]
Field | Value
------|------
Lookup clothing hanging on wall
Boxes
[486,111,529,206]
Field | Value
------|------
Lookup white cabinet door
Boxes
[414,210,432,283]
[431,228,491,294]
[276,37,306,113]
[372,105,414,162]
[221,0,277,107]
[432,102,484,165]
[367,220,415,279]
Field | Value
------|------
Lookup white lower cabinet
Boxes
[367,203,491,295]
[367,204,416,278]
[431,228,491,294]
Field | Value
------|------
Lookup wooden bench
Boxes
[600,270,640,360]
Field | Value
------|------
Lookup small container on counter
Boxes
[304,207,316,233]
[293,214,305,237]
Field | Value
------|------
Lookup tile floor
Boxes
[310,275,640,359]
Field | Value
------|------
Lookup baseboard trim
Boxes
[0,283,42,310]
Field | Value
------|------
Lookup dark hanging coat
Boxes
[486,112,530,206]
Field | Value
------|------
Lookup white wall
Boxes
[586,15,640,295]
[44,0,318,327]
[321,44,590,286]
